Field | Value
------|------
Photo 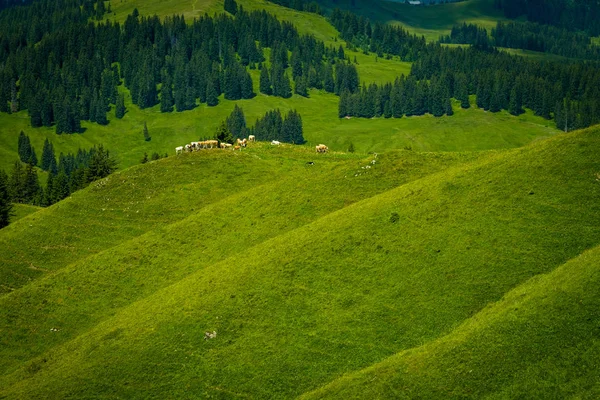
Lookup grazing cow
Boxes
[236,138,244,146]
[206,140,218,149]
[185,144,193,152]
[316,144,328,153]
[248,135,255,142]
[176,146,184,155]
[271,140,281,145]
[234,145,241,151]
[220,142,233,149]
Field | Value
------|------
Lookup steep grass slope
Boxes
[302,244,600,399]
[1,127,598,398]
[0,144,476,374]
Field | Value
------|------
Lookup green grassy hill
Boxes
[1,125,598,398]
[302,244,600,399]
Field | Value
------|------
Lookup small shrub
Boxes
[389,212,399,223]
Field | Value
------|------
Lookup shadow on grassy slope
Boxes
[302,243,600,399]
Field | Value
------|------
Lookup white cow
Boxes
[175,146,184,155]
[271,140,281,145]
[248,135,256,142]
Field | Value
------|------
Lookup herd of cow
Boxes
[175,135,255,154]
[175,135,329,154]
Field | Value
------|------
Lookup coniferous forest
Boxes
[0,0,352,134]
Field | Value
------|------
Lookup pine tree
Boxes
[87,145,117,182]
[282,109,304,144]
[95,93,108,125]
[9,161,25,203]
[0,169,12,229]
[324,64,335,93]
[206,80,219,107]
[294,74,308,97]
[214,121,234,144]
[28,146,38,167]
[51,170,70,203]
[259,66,272,95]
[240,70,254,99]
[508,85,522,116]
[226,105,246,139]
[18,132,31,163]
[143,122,150,141]
[115,93,126,118]
[23,162,41,205]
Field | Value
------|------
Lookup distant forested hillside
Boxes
[494,0,600,35]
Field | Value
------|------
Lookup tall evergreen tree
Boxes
[282,109,304,144]
[259,66,272,95]
[206,80,219,107]
[226,105,247,139]
[0,169,12,229]
[214,121,234,144]
[143,122,150,141]
[115,93,126,118]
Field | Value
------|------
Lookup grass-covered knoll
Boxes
[318,0,507,41]
[1,127,599,398]
[303,243,600,399]
[0,145,478,377]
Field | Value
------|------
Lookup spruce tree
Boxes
[282,109,304,144]
[51,170,70,203]
[115,93,126,118]
[23,163,41,205]
[143,122,150,141]
[214,121,234,144]
[226,105,246,139]
[87,145,117,182]
[259,66,272,95]
[206,80,219,107]
[508,85,522,116]
[28,146,38,167]
[41,139,54,171]
[240,70,254,99]
[0,169,12,229]
[95,94,108,125]
[9,161,25,203]
[294,75,308,97]
[18,132,31,163]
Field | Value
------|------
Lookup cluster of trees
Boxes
[5,133,117,209]
[339,75,454,119]
[411,46,600,129]
[329,7,600,130]
[221,105,304,144]
[328,9,427,61]
[0,0,352,132]
[494,0,600,35]
[441,21,600,60]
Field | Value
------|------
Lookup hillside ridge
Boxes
[1,127,599,397]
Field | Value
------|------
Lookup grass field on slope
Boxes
[303,244,600,399]
[0,145,479,376]
[1,127,598,398]
[0,89,557,174]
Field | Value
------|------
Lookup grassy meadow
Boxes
[1,0,598,398]
[1,124,599,398]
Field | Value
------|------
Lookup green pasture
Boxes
[0,87,557,175]
[1,125,598,398]
[303,242,600,399]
